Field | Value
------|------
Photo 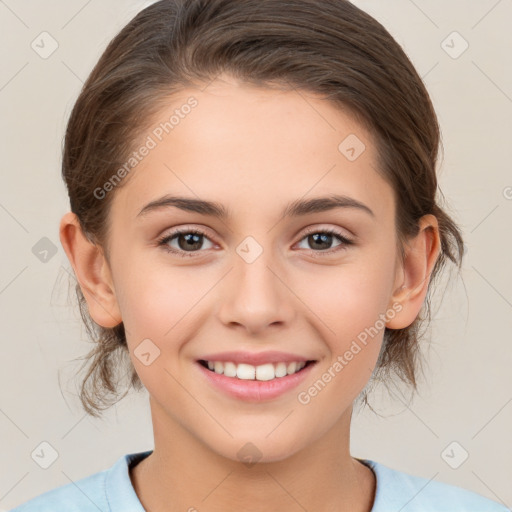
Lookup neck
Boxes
[130,399,375,512]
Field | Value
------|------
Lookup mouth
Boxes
[196,358,318,402]
[198,359,317,381]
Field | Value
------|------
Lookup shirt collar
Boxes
[105,450,153,510]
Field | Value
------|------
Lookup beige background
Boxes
[1,0,511,509]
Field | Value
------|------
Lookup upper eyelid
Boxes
[162,224,353,246]
[300,225,353,238]
[163,225,217,242]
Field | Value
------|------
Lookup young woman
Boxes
[12,0,509,510]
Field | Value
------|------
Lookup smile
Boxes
[199,360,313,381]
[196,358,317,402]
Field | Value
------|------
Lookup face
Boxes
[103,74,402,462]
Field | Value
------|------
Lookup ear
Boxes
[386,214,441,329]
[59,212,122,328]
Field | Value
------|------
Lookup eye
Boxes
[157,228,214,258]
[157,226,354,259]
[295,227,354,256]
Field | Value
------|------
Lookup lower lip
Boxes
[196,361,316,402]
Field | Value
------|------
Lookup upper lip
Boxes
[198,351,315,366]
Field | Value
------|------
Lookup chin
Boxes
[212,436,306,466]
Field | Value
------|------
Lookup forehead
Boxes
[111,75,393,224]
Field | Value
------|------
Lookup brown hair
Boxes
[62,0,464,417]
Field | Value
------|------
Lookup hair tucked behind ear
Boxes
[61,0,464,417]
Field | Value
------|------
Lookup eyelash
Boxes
[156,227,354,259]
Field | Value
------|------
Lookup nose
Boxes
[216,247,296,335]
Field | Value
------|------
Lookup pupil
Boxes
[309,233,331,250]
[179,233,202,251]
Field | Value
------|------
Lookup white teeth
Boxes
[202,360,308,380]
[236,363,255,380]
[256,363,275,381]
[223,362,237,378]
[275,362,288,377]
[287,362,297,374]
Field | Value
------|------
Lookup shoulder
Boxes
[9,450,152,512]
[8,468,108,512]
[359,458,510,512]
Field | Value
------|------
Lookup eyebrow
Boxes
[136,194,375,220]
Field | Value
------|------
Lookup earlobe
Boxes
[59,212,122,328]
[386,214,441,329]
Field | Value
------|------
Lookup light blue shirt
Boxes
[10,450,510,511]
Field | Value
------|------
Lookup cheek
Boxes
[114,264,205,396]
[295,268,391,410]
[116,264,201,339]
[300,253,396,342]
[296,251,396,398]
[114,235,396,384]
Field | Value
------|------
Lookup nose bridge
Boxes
[234,240,282,308]
[217,237,294,332]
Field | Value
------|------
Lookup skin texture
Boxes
[60,74,441,512]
